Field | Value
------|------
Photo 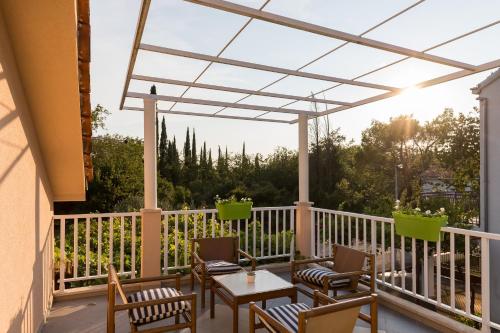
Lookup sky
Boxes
[90,0,500,156]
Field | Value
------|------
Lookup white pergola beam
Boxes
[139,44,399,92]
[184,0,478,71]
[120,0,151,110]
[310,58,500,119]
[124,106,293,124]
[127,91,317,116]
[132,74,353,106]
[280,20,500,111]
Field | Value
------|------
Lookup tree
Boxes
[91,104,110,131]
[159,117,168,179]
[183,128,191,183]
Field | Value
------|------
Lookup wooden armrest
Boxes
[120,273,181,288]
[291,257,335,272]
[114,292,196,311]
[250,302,291,333]
[192,251,205,265]
[313,290,337,306]
[238,249,256,271]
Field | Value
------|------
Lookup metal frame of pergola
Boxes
[117,3,500,313]
[120,0,500,124]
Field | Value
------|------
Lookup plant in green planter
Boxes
[215,195,253,220]
[392,201,448,242]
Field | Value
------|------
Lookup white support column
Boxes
[141,91,161,279]
[143,96,157,209]
[298,114,309,202]
[296,114,313,257]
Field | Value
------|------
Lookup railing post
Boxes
[295,202,313,257]
[481,237,491,332]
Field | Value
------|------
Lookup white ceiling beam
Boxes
[139,44,399,92]
[184,0,478,71]
[132,74,353,106]
[124,106,293,124]
[287,58,500,123]
[126,92,318,116]
[119,0,151,110]
[280,20,500,113]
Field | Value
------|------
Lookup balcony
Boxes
[44,207,499,332]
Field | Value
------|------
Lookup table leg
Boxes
[210,279,215,319]
[232,302,238,333]
[291,289,298,304]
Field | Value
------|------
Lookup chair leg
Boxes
[175,314,180,325]
[191,271,195,291]
[191,294,197,333]
[201,276,206,308]
[370,297,378,333]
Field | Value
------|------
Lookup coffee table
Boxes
[210,269,297,333]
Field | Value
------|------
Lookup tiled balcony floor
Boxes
[42,272,438,333]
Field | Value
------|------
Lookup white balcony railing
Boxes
[310,207,500,332]
[53,206,296,291]
[53,206,500,331]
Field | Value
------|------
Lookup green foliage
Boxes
[91,104,110,131]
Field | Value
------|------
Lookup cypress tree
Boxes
[191,129,197,166]
[171,136,180,184]
[182,128,191,184]
[208,149,213,171]
[159,117,168,178]
[217,146,224,177]
[183,128,191,167]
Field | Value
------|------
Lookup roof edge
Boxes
[471,68,500,94]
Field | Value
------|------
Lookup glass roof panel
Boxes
[361,58,457,88]
[265,0,418,35]
[221,20,345,69]
[428,25,500,65]
[135,51,209,82]
[198,63,283,90]
[142,1,249,55]
[365,0,500,52]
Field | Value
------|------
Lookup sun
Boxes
[397,85,424,105]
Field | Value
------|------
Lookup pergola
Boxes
[118,0,500,298]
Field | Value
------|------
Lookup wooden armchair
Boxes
[190,236,256,307]
[250,291,377,333]
[291,244,375,299]
[107,265,197,333]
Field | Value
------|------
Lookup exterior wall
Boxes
[0,8,54,333]
[477,74,500,330]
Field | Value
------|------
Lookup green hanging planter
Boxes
[392,212,448,242]
[216,201,253,220]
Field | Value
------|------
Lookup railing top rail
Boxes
[161,206,296,215]
[53,212,142,219]
[311,207,500,241]
[53,206,297,220]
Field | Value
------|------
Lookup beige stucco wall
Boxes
[0,0,85,201]
[0,8,55,333]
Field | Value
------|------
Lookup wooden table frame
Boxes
[210,275,297,333]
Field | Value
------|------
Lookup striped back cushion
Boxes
[195,260,243,275]
[295,268,351,287]
[265,303,311,333]
[127,287,190,325]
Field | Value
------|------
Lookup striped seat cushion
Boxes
[127,287,190,325]
[195,260,243,275]
[265,303,311,333]
[295,268,351,288]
